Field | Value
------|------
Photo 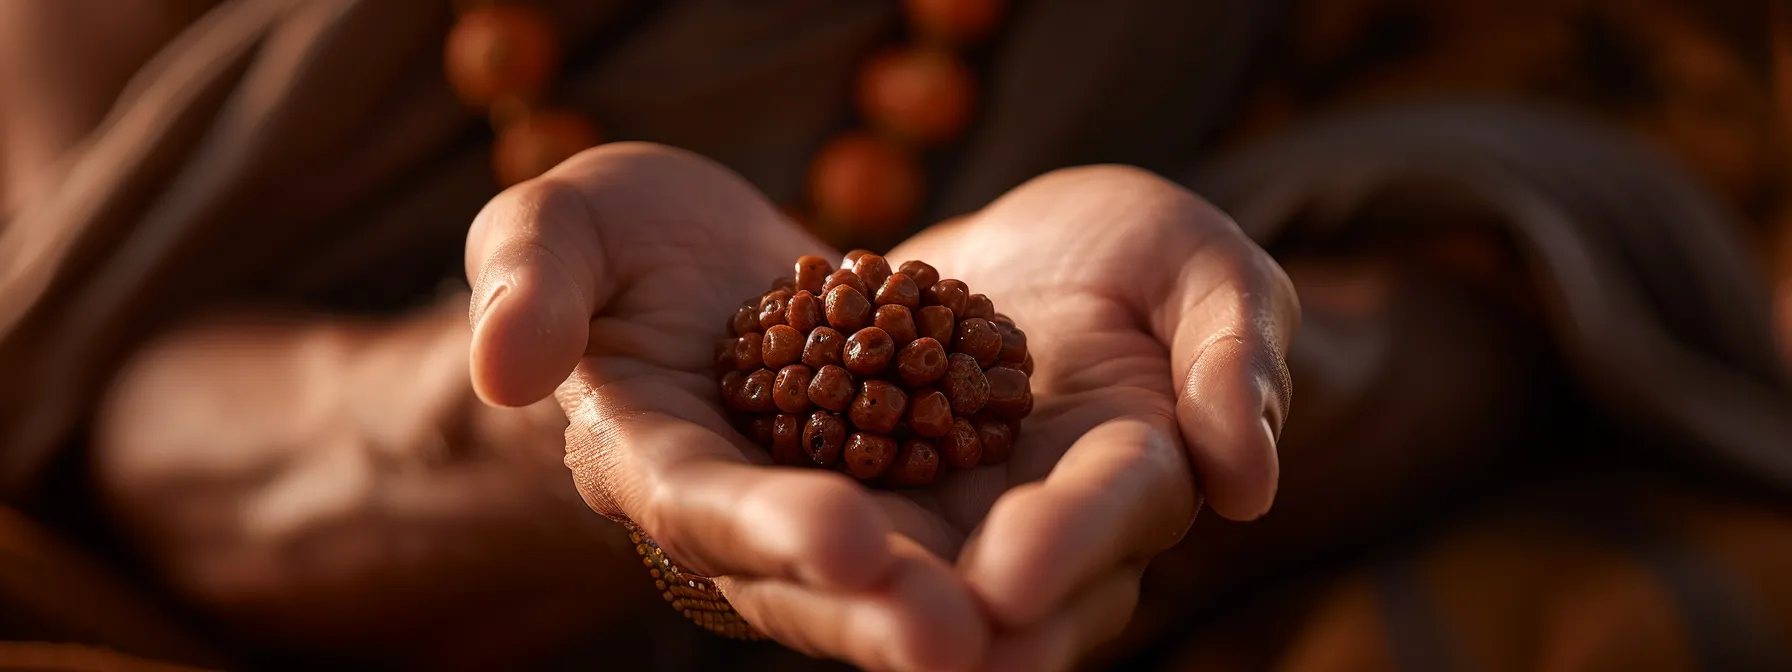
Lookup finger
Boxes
[958,417,1194,628]
[1156,217,1299,521]
[465,175,611,408]
[907,165,1297,520]
[977,566,1144,672]
[719,535,988,672]
[560,371,895,591]
[464,142,831,407]
[870,491,967,561]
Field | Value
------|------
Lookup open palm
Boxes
[465,144,1296,672]
[466,143,989,671]
[884,166,1297,669]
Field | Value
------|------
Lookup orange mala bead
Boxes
[444,3,560,107]
[808,133,925,237]
[856,46,977,146]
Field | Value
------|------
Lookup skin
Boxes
[24,3,1783,669]
[94,303,655,668]
[464,142,1297,671]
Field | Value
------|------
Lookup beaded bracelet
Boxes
[619,519,763,641]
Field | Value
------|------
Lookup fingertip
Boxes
[882,544,988,672]
[752,472,898,591]
[1196,411,1280,522]
[721,546,986,672]
[958,484,1070,627]
[1178,333,1285,522]
[468,247,593,407]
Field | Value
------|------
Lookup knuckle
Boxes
[486,175,584,237]
[1017,165,1209,224]
[554,141,750,206]
[762,472,869,548]
[559,140,710,175]
[1031,164,1182,198]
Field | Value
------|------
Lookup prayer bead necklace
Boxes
[443,0,1005,242]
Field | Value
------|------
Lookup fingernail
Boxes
[470,284,509,331]
[1251,415,1279,520]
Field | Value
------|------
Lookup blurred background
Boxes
[0,0,1789,670]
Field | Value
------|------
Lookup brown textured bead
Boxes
[941,353,989,415]
[762,325,805,369]
[994,321,1027,365]
[759,290,792,329]
[844,327,896,376]
[843,433,897,480]
[858,46,975,146]
[906,388,953,438]
[739,369,778,413]
[938,417,982,469]
[720,370,747,408]
[915,306,956,344]
[771,414,805,465]
[807,365,856,412]
[445,4,559,106]
[853,254,893,291]
[802,327,847,369]
[875,305,918,346]
[825,285,872,332]
[787,290,825,333]
[895,337,948,387]
[747,414,777,446]
[924,279,969,315]
[887,439,941,486]
[492,110,599,186]
[824,269,871,298]
[773,365,816,414]
[983,366,1031,419]
[875,273,922,309]
[720,255,1027,483]
[843,249,874,270]
[802,411,847,466]
[733,333,765,371]
[975,417,1014,464]
[898,260,940,292]
[952,317,1003,367]
[794,255,832,295]
[809,133,921,235]
[905,0,1004,44]
[730,304,760,336]
[849,380,909,434]
[962,293,995,321]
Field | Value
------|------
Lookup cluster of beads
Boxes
[718,251,1031,487]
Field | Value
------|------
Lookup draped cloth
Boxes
[0,0,1286,503]
[1196,100,1792,494]
[0,0,1789,667]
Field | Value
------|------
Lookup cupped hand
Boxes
[463,142,985,671]
[885,166,1298,671]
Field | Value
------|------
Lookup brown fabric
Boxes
[1195,100,1792,493]
[5,0,1780,500]
[1270,484,1792,672]
[0,508,222,666]
[0,0,1292,501]
[0,642,217,672]
[0,0,1788,667]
